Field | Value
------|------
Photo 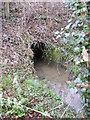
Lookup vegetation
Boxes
[44,1,90,104]
[55,1,90,104]
[0,0,90,119]
[1,75,77,119]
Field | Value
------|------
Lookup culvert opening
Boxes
[31,41,82,113]
[31,41,46,61]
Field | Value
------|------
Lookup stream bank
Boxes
[31,41,82,113]
[34,60,82,113]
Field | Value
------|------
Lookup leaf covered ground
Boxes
[0,1,89,119]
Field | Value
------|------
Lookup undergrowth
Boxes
[1,1,89,119]
[0,75,77,119]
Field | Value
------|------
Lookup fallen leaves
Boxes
[81,46,89,68]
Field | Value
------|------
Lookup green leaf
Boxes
[13,75,18,85]
[81,7,87,13]
[76,37,84,44]
[61,28,64,31]
[75,3,79,7]
[81,88,86,93]
[84,41,89,46]
[74,76,82,84]
[75,20,80,26]
[74,47,80,53]
[68,19,72,23]
[74,57,80,65]
[17,86,22,95]
[51,111,54,116]
[79,31,85,38]
[65,23,72,30]
[77,3,83,9]
[54,31,59,35]
[7,97,12,107]
[55,18,59,23]
[78,21,83,27]
[84,25,89,32]
[70,88,75,94]
[65,33,70,37]
[76,9,80,14]
[18,113,25,118]
[56,35,61,39]
[0,94,3,106]
[68,40,75,45]
[72,23,76,28]
[61,38,67,44]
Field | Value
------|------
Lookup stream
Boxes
[35,60,82,113]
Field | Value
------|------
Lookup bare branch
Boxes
[48,102,63,112]
[61,103,70,118]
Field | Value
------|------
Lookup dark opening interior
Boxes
[31,41,45,62]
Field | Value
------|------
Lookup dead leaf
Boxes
[81,46,89,68]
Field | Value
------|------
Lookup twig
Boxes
[61,103,70,118]
[48,102,63,112]
[77,103,88,114]
[76,103,88,118]
[23,105,52,119]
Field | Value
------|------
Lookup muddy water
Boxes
[35,60,82,113]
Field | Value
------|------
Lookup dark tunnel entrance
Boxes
[31,41,46,62]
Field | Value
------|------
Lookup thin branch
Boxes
[61,103,70,118]
[77,103,87,114]
[76,103,88,118]
[23,105,52,119]
[48,102,63,112]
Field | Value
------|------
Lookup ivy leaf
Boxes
[76,37,84,44]
[13,75,18,85]
[55,18,59,23]
[75,20,80,26]
[77,3,83,9]
[72,32,75,36]
[84,25,89,32]
[74,57,80,65]
[20,98,28,104]
[51,111,54,116]
[13,98,17,104]
[74,76,82,84]
[56,35,61,39]
[61,28,64,31]
[81,7,87,13]
[7,97,12,107]
[65,23,72,30]
[70,88,75,94]
[81,88,86,93]
[61,38,67,44]
[17,86,22,95]
[76,9,80,14]
[68,39,75,45]
[79,31,85,38]
[68,19,72,23]
[0,93,3,106]
[54,31,59,35]
[74,47,80,53]
[34,79,40,88]
[75,3,79,7]
[18,113,25,118]
[78,22,83,27]
[65,33,70,37]
[72,23,76,28]
[74,87,78,93]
